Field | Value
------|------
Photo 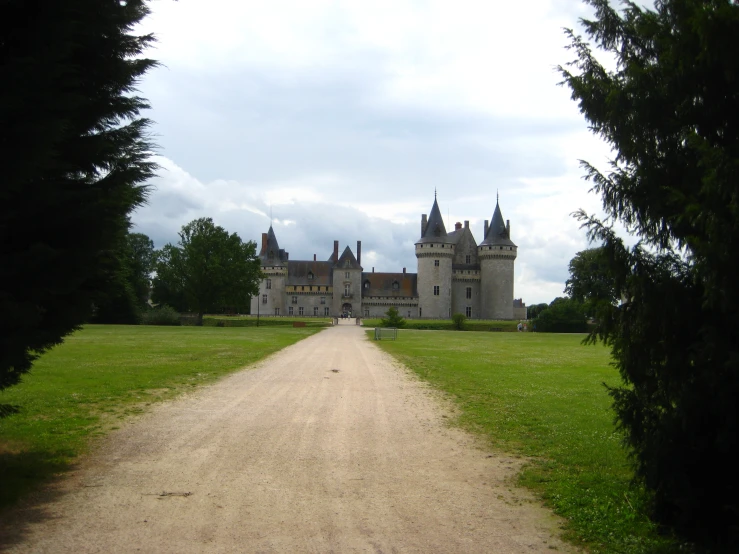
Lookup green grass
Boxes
[0,324,320,509]
[371,330,684,554]
[362,318,520,331]
[201,315,332,327]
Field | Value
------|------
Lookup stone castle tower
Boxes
[415,194,517,320]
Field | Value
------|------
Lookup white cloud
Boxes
[132,0,625,306]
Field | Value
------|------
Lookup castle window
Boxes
[262,294,267,304]
[364,280,370,289]
[299,307,304,315]
[420,307,422,317]
[466,287,472,299]
[466,306,472,317]
[344,284,351,296]
[392,281,399,290]
[275,308,280,315]
[434,260,439,267]
[466,255,471,264]
[345,271,350,279]
[324,307,330,316]
[365,309,369,317]
[268,250,274,259]
[289,306,294,315]
[314,307,318,316]
[266,279,272,289]
[308,271,314,280]
[433,285,440,296]
[321,297,326,304]
[292,296,297,304]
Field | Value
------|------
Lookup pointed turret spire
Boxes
[417,193,450,244]
[480,195,516,247]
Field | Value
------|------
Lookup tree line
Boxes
[97,218,262,327]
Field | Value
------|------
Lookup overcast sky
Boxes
[132,0,622,305]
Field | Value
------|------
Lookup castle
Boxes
[250,195,523,320]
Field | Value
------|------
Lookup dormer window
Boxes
[363,280,370,290]
[268,250,274,259]
[307,271,314,280]
[434,225,441,237]
[392,281,400,290]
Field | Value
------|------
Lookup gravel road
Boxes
[1,323,573,553]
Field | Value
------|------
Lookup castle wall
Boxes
[451,269,481,318]
[416,243,453,319]
[332,267,362,316]
[251,266,287,316]
[479,245,517,320]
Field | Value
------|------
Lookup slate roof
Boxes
[286,261,333,286]
[336,246,362,269]
[416,197,452,244]
[361,272,418,298]
[480,201,516,247]
[259,226,289,264]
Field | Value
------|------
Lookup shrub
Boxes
[452,313,467,330]
[380,307,406,328]
[140,305,181,326]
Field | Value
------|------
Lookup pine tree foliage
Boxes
[152,218,262,325]
[0,1,157,390]
[560,0,739,544]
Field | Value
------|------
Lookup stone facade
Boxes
[250,195,519,320]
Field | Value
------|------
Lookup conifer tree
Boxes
[0,0,157,390]
[560,0,739,544]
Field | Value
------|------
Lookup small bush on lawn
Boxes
[380,307,406,328]
[140,305,181,326]
[452,313,466,330]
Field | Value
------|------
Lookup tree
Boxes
[127,232,156,306]
[451,313,466,330]
[560,0,739,544]
[152,218,262,325]
[380,307,406,328]
[565,247,619,319]
[0,1,157,391]
[526,303,549,319]
[92,230,155,324]
[533,297,588,333]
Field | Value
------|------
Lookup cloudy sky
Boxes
[132,0,621,305]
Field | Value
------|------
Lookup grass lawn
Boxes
[0,324,320,509]
[371,329,683,554]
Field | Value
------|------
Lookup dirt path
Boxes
[1,324,573,553]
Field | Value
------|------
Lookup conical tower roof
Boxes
[416,196,451,244]
[259,225,288,263]
[336,245,362,269]
[480,199,516,247]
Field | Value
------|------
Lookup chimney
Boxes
[357,240,362,266]
[421,214,427,236]
[403,267,406,274]
[285,252,289,260]
[484,220,489,238]
[455,222,462,230]
[506,219,511,237]
[313,254,316,261]
[372,267,375,273]
[464,220,469,228]
[261,232,268,253]
[333,240,338,262]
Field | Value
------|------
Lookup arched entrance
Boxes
[341,303,353,318]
